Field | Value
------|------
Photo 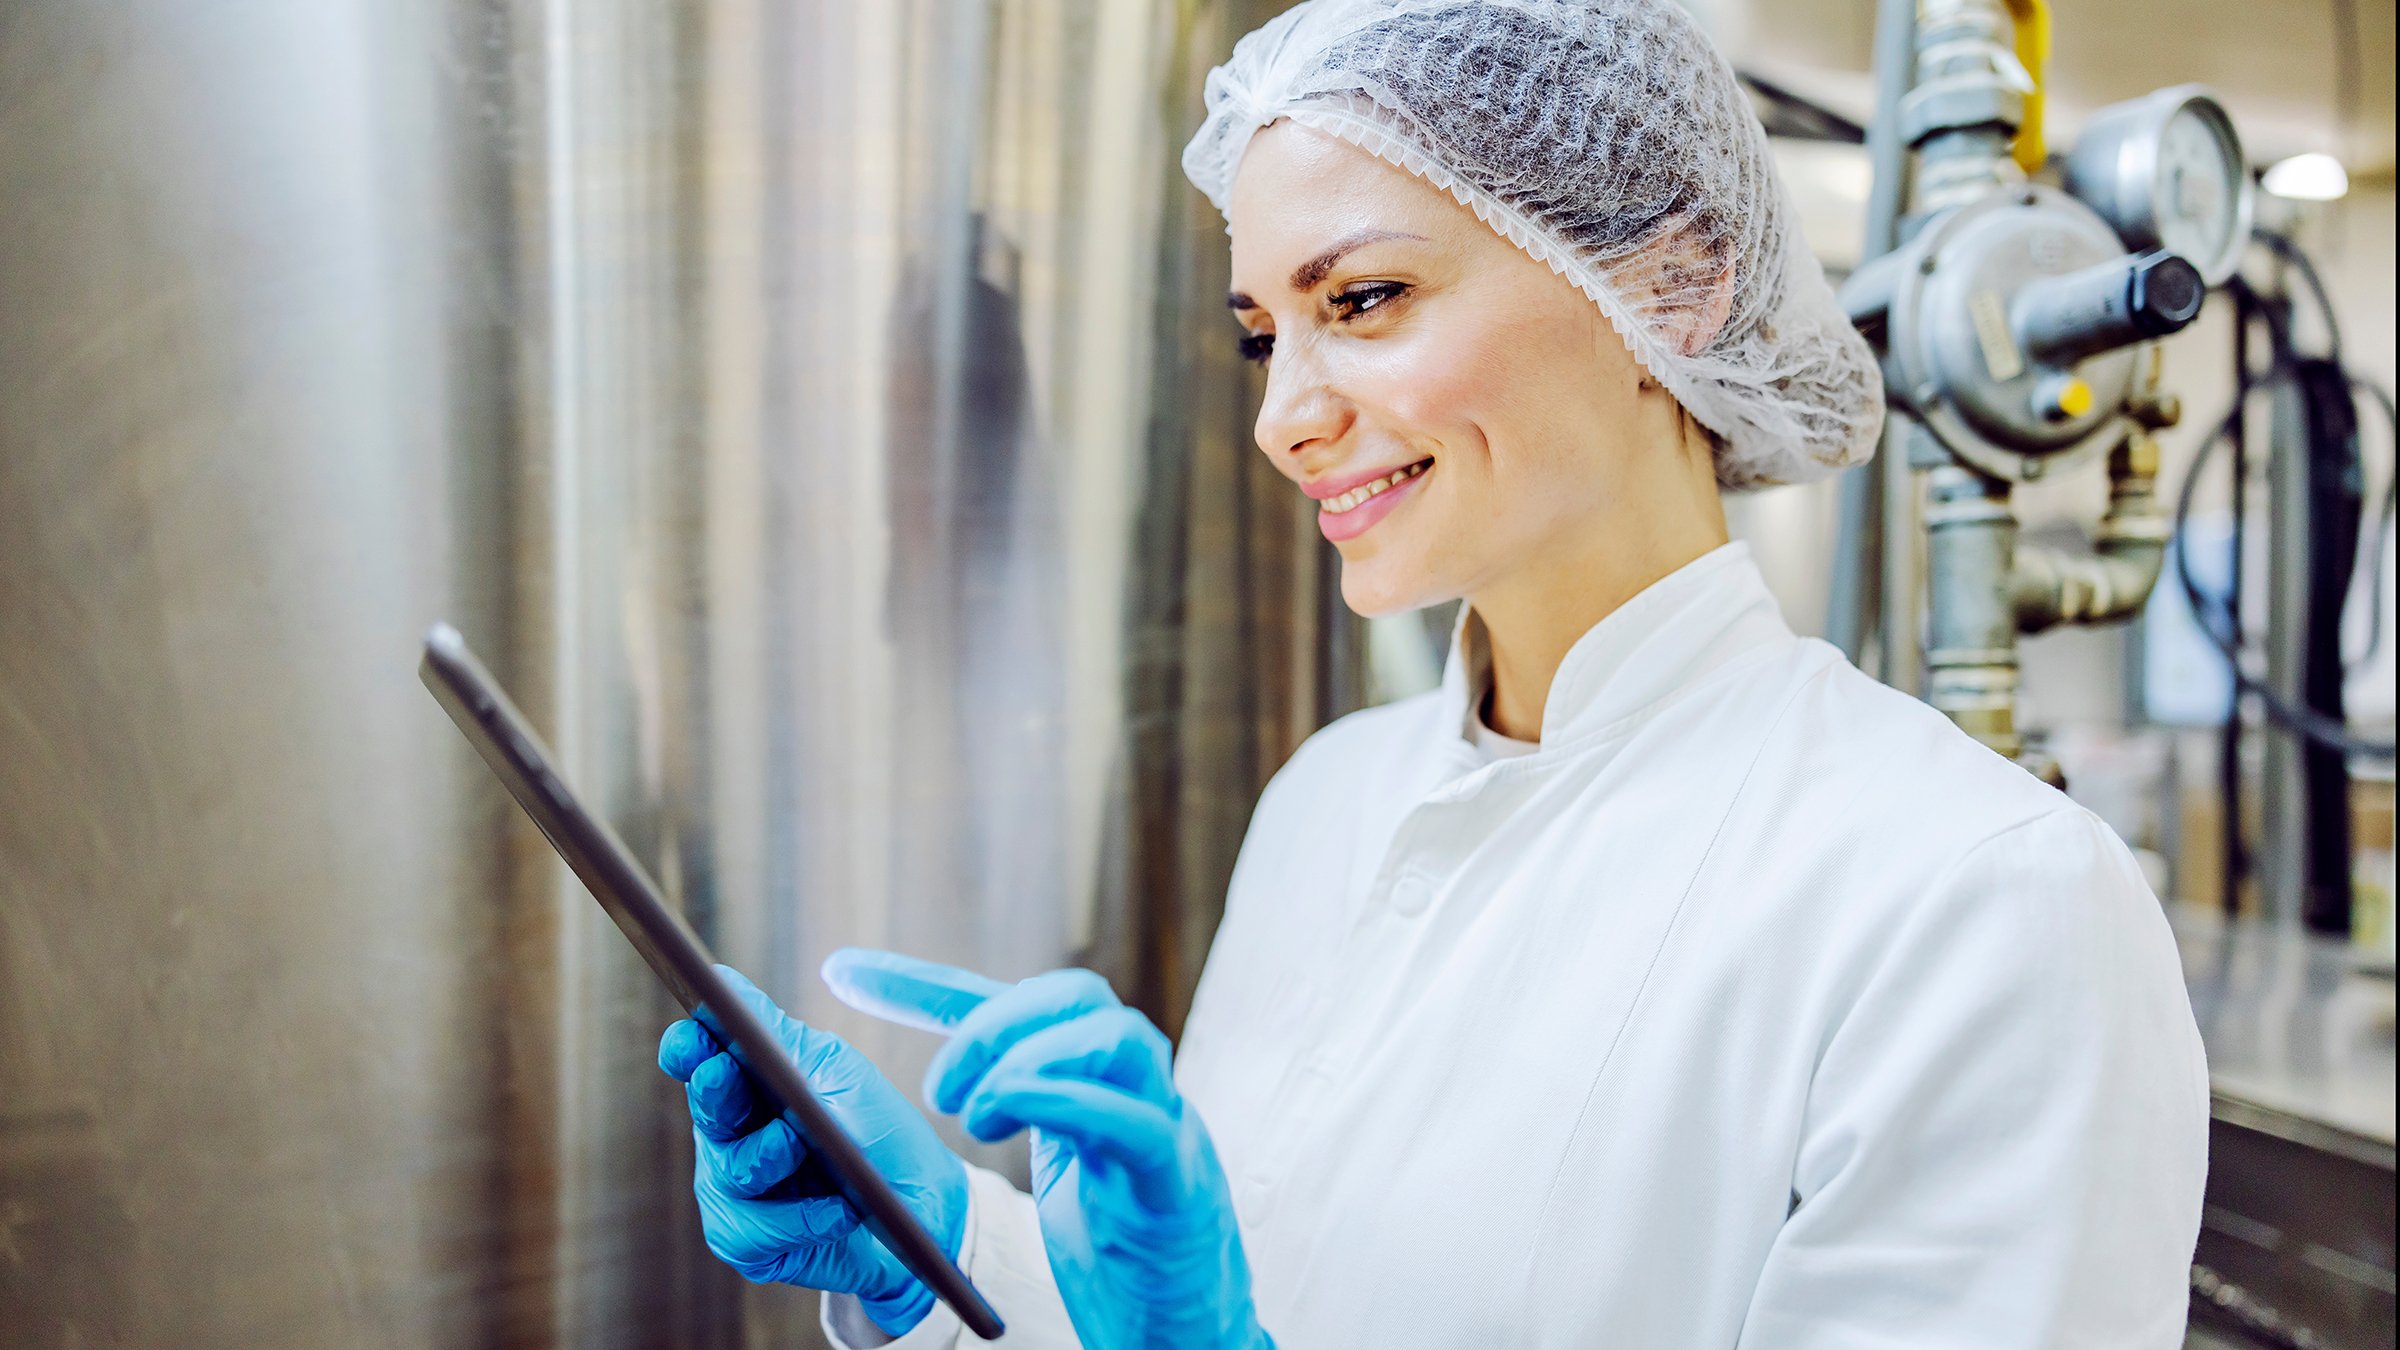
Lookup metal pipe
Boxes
[1879,422,1925,695]
[1862,0,1919,262]
[1924,464,2023,759]
[1905,0,2028,213]
[1825,0,1917,671]
[1880,0,2029,698]
[1826,436,1884,665]
[2011,428,2171,632]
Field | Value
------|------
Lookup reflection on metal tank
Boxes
[0,2,1342,1346]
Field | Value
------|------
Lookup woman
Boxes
[658,1,2208,1345]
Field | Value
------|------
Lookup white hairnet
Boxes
[1182,0,1882,489]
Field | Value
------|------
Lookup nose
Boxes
[1251,342,1350,463]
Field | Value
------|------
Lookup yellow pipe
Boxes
[2003,0,2050,174]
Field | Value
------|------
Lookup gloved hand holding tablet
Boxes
[657,967,971,1337]
[420,624,1003,1340]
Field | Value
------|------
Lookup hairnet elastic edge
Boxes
[1187,112,1863,491]
[1185,109,1879,491]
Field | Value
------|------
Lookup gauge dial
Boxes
[2153,102,2245,278]
[2064,86,2253,286]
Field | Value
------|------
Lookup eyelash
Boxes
[1333,281,1408,317]
[1237,281,1412,364]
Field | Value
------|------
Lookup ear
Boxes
[1668,255,1736,357]
[1620,220,1736,358]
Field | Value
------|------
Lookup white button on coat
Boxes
[830,543,2208,1349]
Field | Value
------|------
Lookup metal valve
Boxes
[2014,250,2204,367]
[1839,186,2187,483]
[1840,0,2250,783]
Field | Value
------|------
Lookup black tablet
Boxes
[420,623,1004,1340]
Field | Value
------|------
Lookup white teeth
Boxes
[1320,461,1429,514]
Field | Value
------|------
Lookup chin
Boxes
[1336,557,1446,619]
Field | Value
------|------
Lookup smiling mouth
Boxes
[1319,458,1433,515]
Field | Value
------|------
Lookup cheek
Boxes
[1332,326,1490,453]
[1359,297,1627,500]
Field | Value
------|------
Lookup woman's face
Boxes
[1226,122,1691,618]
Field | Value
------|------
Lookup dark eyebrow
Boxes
[1288,229,1424,291]
[1223,229,1428,310]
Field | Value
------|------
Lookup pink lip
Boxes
[1317,463,1432,543]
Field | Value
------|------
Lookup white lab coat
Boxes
[834,542,2208,1349]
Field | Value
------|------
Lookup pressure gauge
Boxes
[2064,85,2253,286]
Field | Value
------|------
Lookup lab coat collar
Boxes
[1437,542,1791,752]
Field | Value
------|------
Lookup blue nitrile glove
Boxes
[656,964,967,1337]
[825,949,1273,1350]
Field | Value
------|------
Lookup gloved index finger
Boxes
[659,1018,723,1081]
[820,947,1008,1035]
[927,968,1119,1116]
[687,1050,761,1140]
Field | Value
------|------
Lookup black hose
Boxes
[2346,380,2396,670]
[2220,274,2251,917]
[2170,243,2397,762]
[2250,230,2344,362]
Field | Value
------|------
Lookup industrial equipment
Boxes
[2064,85,2254,287]
[1840,0,2254,781]
[1841,7,2399,1347]
[0,3,1333,1345]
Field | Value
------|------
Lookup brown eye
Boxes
[1238,331,1275,364]
[1331,281,1408,318]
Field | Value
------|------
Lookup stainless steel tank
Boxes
[0,1,1333,1345]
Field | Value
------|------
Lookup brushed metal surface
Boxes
[0,1,1335,1345]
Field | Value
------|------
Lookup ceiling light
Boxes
[2261,153,2350,202]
